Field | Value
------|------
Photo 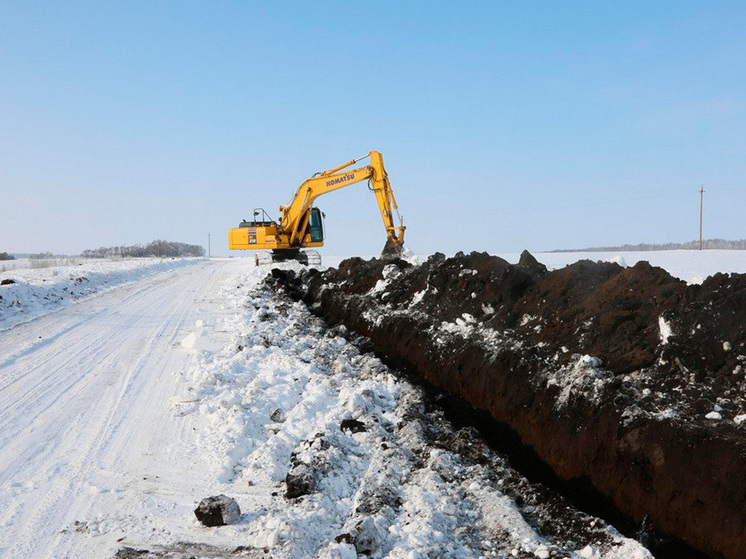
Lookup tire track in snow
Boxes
[0,272,179,456]
[1,268,195,557]
[47,271,209,559]
[0,261,235,559]
[0,269,177,397]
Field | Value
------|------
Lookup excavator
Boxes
[228,150,406,266]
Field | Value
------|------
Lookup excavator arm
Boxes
[368,150,406,256]
[279,151,405,253]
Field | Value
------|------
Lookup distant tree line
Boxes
[82,240,205,258]
[0,252,15,261]
[550,239,746,252]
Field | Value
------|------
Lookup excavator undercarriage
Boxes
[254,249,322,267]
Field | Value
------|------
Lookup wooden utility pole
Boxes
[699,186,705,250]
[208,233,211,258]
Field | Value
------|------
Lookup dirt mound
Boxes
[268,251,746,559]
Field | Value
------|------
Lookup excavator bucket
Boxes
[381,238,404,259]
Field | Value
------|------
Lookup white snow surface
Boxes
[658,315,673,345]
[0,257,204,330]
[0,257,656,558]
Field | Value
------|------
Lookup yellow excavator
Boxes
[228,150,406,266]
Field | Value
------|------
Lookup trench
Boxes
[350,338,712,559]
[266,254,746,559]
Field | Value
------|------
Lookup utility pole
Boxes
[699,186,705,250]
[208,233,211,258]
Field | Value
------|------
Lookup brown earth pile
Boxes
[268,251,746,559]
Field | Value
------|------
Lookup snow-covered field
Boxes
[532,249,746,285]
[1,251,743,558]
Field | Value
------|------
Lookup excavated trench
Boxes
[267,251,746,559]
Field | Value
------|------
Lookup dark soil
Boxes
[267,251,746,559]
[114,543,264,558]
[193,495,240,527]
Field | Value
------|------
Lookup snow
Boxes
[4,249,740,557]
[0,257,204,330]
[658,315,673,344]
[432,314,509,355]
[547,354,608,408]
[410,288,427,306]
[180,321,223,352]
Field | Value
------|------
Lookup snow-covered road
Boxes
[0,257,654,559]
[0,260,237,558]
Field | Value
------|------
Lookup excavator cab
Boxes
[307,207,324,243]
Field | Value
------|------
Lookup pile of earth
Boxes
[267,251,746,559]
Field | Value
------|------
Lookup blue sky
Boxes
[1,1,744,257]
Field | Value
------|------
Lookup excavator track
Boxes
[255,252,273,266]
[303,250,322,268]
[254,250,321,268]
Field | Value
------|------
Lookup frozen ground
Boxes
[1,251,743,558]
